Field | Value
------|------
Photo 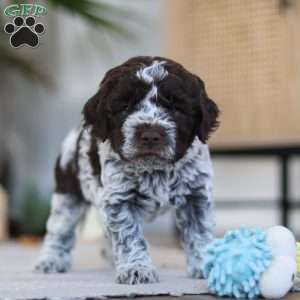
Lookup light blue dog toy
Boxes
[201,226,298,299]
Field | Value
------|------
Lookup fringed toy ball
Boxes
[201,227,273,299]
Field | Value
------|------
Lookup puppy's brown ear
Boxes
[82,90,109,141]
[197,81,220,143]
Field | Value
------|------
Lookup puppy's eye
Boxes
[114,109,128,117]
[157,94,172,109]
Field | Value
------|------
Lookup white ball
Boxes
[260,256,296,299]
[266,226,297,258]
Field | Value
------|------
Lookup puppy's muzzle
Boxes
[135,124,168,155]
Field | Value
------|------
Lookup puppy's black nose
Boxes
[135,124,166,150]
[140,130,162,145]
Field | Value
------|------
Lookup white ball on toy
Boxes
[266,226,297,258]
[259,255,296,299]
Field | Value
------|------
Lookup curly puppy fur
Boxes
[35,56,220,284]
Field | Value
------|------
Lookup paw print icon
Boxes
[4,16,45,48]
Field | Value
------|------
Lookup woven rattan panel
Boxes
[164,0,300,148]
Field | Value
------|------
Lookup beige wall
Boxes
[164,0,300,148]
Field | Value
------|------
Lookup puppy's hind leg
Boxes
[34,193,87,273]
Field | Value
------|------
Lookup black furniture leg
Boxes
[280,154,289,227]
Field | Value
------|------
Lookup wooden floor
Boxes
[0,241,299,300]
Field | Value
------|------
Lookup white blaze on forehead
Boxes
[136,60,168,84]
[121,85,176,160]
[122,86,172,133]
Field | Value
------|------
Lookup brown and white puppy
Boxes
[35,56,219,284]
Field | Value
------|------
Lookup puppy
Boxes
[35,56,220,284]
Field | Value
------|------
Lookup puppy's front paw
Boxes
[34,253,71,273]
[116,263,159,284]
[186,252,205,279]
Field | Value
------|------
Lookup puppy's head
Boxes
[83,56,219,163]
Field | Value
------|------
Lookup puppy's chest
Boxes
[134,170,184,218]
[134,172,170,217]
